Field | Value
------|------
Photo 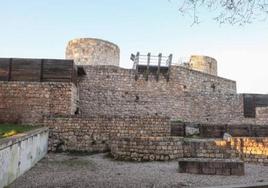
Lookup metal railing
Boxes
[130,52,173,81]
[131,52,173,70]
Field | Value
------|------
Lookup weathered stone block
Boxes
[178,158,244,176]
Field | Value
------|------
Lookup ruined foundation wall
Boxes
[44,116,170,152]
[111,137,184,161]
[111,137,238,162]
[110,137,268,163]
[0,82,77,124]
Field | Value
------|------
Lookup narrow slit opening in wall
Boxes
[135,95,139,102]
[75,108,80,115]
[211,84,216,92]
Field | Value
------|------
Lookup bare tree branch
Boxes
[174,0,268,25]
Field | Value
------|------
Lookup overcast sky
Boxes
[0,1,267,93]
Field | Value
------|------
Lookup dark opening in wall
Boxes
[135,95,139,102]
[183,85,187,90]
[211,84,216,92]
[243,94,268,118]
[75,108,80,115]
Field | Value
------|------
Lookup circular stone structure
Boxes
[65,38,120,66]
[189,55,217,76]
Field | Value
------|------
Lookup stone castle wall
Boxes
[76,65,264,124]
[66,38,120,66]
[44,116,170,152]
[0,82,77,124]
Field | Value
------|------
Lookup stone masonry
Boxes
[66,38,120,66]
[44,115,170,152]
[77,65,268,124]
[0,37,268,166]
[110,136,268,163]
[0,82,77,124]
[178,158,245,176]
[188,55,218,76]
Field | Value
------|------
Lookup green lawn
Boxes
[0,124,35,139]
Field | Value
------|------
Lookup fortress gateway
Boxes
[0,38,268,165]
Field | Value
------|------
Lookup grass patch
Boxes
[0,124,36,139]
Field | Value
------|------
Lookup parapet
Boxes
[188,55,218,76]
[66,38,120,66]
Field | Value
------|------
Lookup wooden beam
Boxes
[157,53,162,81]
[135,52,140,81]
[8,58,12,81]
[146,53,151,81]
[40,59,44,82]
[167,54,173,81]
[0,58,10,81]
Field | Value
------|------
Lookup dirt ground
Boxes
[10,153,268,188]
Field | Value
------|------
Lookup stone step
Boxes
[200,182,268,188]
[178,158,244,176]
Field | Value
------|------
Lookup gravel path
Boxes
[10,153,268,188]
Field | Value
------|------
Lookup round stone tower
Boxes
[66,38,120,66]
[189,55,217,76]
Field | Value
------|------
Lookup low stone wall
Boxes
[111,137,184,161]
[0,127,48,188]
[171,123,268,138]
[183,138,238,159]
[232,137,268,163]
[44,115,170,152]
[0,82,77,124]
[178,158,244,176]
[199,124,268,138]
[186,137,268,163]
[110,137,237,161]
[110,137,268,163]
